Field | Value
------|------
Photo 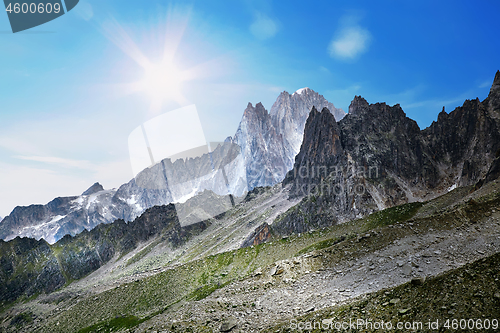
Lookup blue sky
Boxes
[0,0,499,217]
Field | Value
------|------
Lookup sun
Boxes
[139,61,185,106]
[102,12,194,113]
[103,10,227,114]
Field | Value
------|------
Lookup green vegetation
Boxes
[296,236,346,255]
[34,199,432,332]
[363,202,423,229]
[126,239,161,266]
[188,281,230,301]
[76,315,142,333]
[9,312,33,329]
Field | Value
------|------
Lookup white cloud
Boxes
[250,13,278,40]
[404,96,467,110]
[328,13,371,61]
[329,26,371,60]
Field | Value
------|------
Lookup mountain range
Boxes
[0,88,344,244]
[1,71,500,332]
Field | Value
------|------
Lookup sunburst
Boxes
[101,9,194,114]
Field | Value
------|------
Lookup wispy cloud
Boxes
[328,15,371,60]
[374,84,469,113]
[404,96,468,110]
[250,12,279,40]
[14,155,96,170]
[479,80,492,89]
[319,66,331,74]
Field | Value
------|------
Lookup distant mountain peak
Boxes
[242,101,270,125]
[293,87,310,95]
[82,182,104,196]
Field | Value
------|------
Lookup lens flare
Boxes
[139,61,184,105]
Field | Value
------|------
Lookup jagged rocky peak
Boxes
[348,95,369,115]
[491,70,500,94]
[284,106,344,187]
[348,95,409,120]
[82,182,104,196]
[488,70,500,111]
[437,106,447,121]
[244,102,268,119]
[268,87,345,174]
[254,102,270,120]
[298,106,343,159]
[0,87,345,243]
[271,87,345,122]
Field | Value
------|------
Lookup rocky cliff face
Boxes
[422,98,500,188]
[270,88,345,171]
[0,185,123,244]
[284,106,344,190]
[485,70,500,113]
[0,237,64,304]
[233,102,288,189]
[234,88,345,189]
[271,72,500,236]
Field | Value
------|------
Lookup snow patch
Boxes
[23,215,67,232]
[175,188,199,204]
[50,215,65,223]
[447,184,457,192]
[293,87,309,96]
[126,195,143,212]
[86,195,98,210]
[72,196,85,206]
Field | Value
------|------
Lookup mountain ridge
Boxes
[0,87,342,244]
[1,72,500,331]
[267,72,500,238]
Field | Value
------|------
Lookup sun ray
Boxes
[162,6,191,66]
[101,18,151,70]
[98,7,221,115]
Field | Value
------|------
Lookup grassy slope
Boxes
[34,195,453,332]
